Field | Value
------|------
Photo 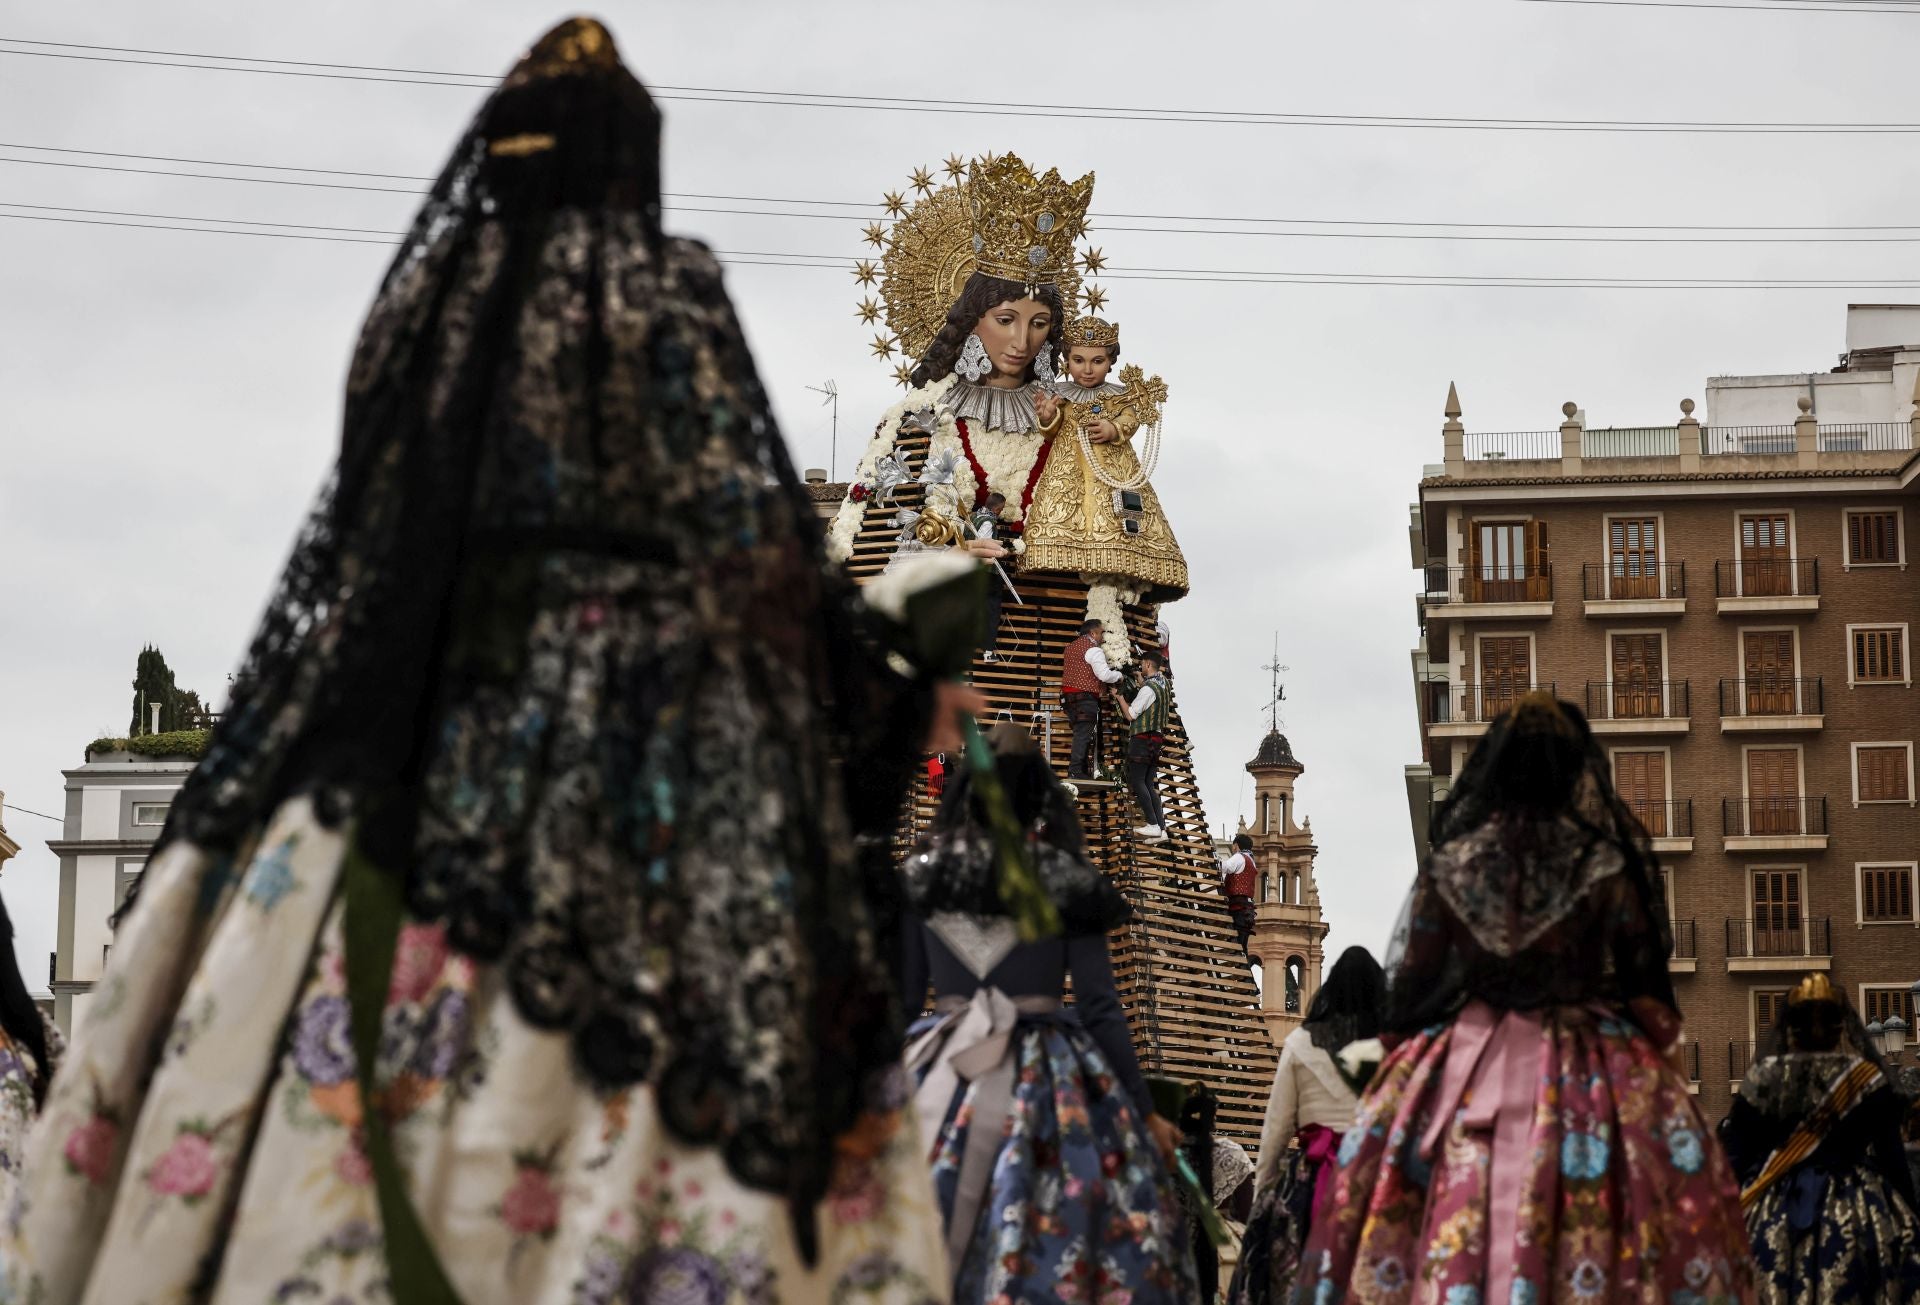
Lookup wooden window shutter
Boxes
[1858,745,1910,802]
[1861,866,1914,922]
[1849,510,1898,565]
[1854,628,1906,682]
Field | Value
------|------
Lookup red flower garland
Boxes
[953,418,991,511]
[1018,432,1055,519]
[953,415,1055,518]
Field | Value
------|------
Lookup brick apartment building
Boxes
[1406,305,1920,1119]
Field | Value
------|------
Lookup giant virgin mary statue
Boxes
[824,156,1276,1148]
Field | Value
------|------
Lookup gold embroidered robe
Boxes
[1022,380,1187,600]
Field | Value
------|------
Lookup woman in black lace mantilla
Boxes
[1298,691,1752,1304]
[3,20,959,1304]
[1720,974,1920,1303]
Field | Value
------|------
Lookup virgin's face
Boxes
[971,298,1054,384]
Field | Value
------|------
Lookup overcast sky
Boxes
[3,0,1915,990]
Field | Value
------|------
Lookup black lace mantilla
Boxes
[137,22,925,1220]
[1386,699,1677,1036]
[903,826,1131,937]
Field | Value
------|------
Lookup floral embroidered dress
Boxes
[898,740,1196,1303]
[2,22,947,1304]
[1297,700,1751,1304]
[1722,1046,1920,1302]
[0,1013,61,1220]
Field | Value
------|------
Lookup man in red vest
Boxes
[1217,833,1258,951]
[1060,619,1123,779]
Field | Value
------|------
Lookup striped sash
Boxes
[1739,1057,1884,1211]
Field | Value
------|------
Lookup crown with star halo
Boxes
[1064,316,1120,350]
[965,153,1094,289]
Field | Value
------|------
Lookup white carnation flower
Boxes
[865,550,980,623]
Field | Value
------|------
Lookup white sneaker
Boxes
[1135,824,1167,842]
[981,650,999,663]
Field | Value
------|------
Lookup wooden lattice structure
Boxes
[842,435,1278,1145]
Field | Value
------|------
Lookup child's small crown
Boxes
[1065,316,1120,349]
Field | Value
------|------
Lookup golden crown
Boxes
[965,153,1094,288]
[1788,973,1837,1006]
[1065,316,1120,350]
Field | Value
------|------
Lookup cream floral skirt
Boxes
[2,797,949,1304]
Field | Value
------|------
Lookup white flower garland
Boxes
[960,423,1047,522]
[1084,579,1133,667]
[827,377,1051,563]
[826,377,963,561]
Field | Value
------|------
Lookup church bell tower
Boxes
[1242,726,1328,1047]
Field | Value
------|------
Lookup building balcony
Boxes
[1729,1040,1761,1085]
[1705,425,1796,456]
[1426,682,1557,739]
[1713,559,1820,615]
[1668,917,1698,974]
[1817,421,1915,453]
[1718,678,1825,732]
[1583,680,1691,735]
[1681,1040,1702,1093]
[1721,796,1829,852]
[1421,565,1554,619]
[1628,799,1694,854]
[1725,916,1833,972]
[1581,562,1687,617]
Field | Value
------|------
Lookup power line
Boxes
[6,210,1920,289]
[0,199,401,235]
[1520,0,1920,11]
[14,147,1920,244]
[7,38,1920,133]
[1,801,63,826]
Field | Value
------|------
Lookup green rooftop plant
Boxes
[84,729,210,762]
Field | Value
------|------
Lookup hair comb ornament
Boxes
[1511,689,1576,739]
[1788,972,1837,1006]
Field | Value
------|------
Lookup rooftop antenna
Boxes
[805,380,839,481]
[1261,633,1289,733]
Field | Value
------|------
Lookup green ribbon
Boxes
[960,716,1061,942]
[343,841,463,1304]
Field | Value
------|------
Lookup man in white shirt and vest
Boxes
[1217,833,1258,951]
[1117,649,1171,842]
[1060,618,1123,779]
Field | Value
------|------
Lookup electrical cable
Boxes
[6,39,1920,132]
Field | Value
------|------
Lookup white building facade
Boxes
[48,749,194,1035]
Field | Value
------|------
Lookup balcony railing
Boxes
[1729,1041,1760,1081]
[1581,561,1685,602]
[1717,677,1824,718]
[1726,915,1832,960]
[1818,422,1914,453]
[1464,430,1561,461]
[1704,425,1796,455]
[1584,679,1690,722]
[1627,798,1693,839]
[1668,917,1698,961]
[1682,1041,1702,1084]
[1436,681,1559,725]
[1714,558,1819,599]
[1722,796,1828,838]
[1423,564,1554,605]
